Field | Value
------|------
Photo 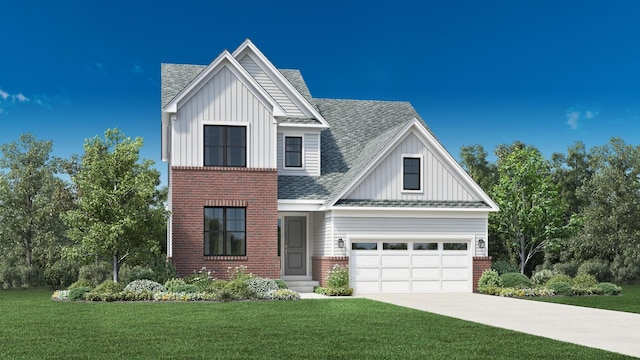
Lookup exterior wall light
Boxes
[337,238,345,249]
[477,239,485,249]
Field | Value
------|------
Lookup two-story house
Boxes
[161,40,498,293]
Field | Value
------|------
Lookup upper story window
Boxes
[204,125,246,167]
[204,207,246,256]
[284,136,302,168]
[402,155,422,192]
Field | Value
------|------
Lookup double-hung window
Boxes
[204,207,246,256]
[284,136,302,168]
[204,125,246,167]
[402,156,422,191]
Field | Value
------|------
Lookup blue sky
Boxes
[1,1,639,185]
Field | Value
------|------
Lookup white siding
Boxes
[310,212,326,257]
[238,54,305,117]
[171,66,276,168]
[334,216,485,238]
[346,132,476,201]
[277,132,321,176]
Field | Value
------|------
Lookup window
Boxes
[402,156,421,191]
[284,136,302,167]
[204,207,246,256]
[443,243,468,251]
[204,125,246,167]
[383,242,408,250]
[413,242,438,250]
[352,242,377,250]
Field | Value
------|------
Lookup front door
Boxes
[284,217,306,276]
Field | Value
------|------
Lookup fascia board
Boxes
[232,40,329,128]
[162,50,285,117]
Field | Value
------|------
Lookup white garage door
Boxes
[350,240,471,293]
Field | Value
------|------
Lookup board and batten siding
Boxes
[172,66,276,168]
[334,217,485,238]
[276,132,320,176]
[238,54,305,117]
[346,132,476,201]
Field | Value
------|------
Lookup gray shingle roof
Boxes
[279,69,313,102]
[334,199,492,208]
[161,63,206,109]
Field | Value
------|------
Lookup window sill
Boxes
[401,189,424,194]
[204,256,248,261]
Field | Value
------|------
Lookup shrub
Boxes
[497,287,555,297]
[227,265,253,281]
[572,274,597,289]
[224,279,256,299]
[491,260,519,275]
[273,279,288,289]
[52,290,70,301]
[68,279,95,290]
[207,279,228,292]
[327,265,349,288]
[611,254,640,284]
[164,278,187,292]
[325,286,353,296]
[185,267,215,291]
[531,269,556,286]
[172,284,199,293]
[264,289,300,300]
[546,274,573,286]
[0,262,41,289]
[314,286,327,295]
[69,286,91,301]
[596,282,623,295]
[43,260,79,290]
[477,269,502,291]
[246,277,279,297]
[125,279,164,293]
[546,281,573,296]
[79,262,111,285]
[150,258,179,284]
[92,280,124,294]
[119,265,155,284]
[577,259,612,282]
[553,262,578,277]
[499,272,531,288]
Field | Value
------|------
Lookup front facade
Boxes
[161,40,498,293]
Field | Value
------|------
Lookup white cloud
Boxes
[566,106,598,130]
[0,89,8,100]
[14,93,29,102]
[130,64,143,74]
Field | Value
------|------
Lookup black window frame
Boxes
[204,207,246,256]
[204,125,246,167]
[284,136,303,168]
[403,156,421,191]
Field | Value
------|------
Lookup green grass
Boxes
[0,289,633,359]
[531,283,640,314]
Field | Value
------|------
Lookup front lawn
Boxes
[531,283,640,314]
[0,289,633,359]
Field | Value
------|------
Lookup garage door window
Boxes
[443,243,468,250]
[413,242,438,250]
[383,242,408,250]
[352,242,377,250]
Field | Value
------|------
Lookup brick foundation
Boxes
[312,256,350,287]
[472,256,492,292]
[170,166,279,279]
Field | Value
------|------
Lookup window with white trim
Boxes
[402,155,422,191]
[284,136,302,168]
[204,125,246,167]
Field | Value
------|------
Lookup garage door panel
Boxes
[442,267,468,279]
[412,255,440,266]
[412,280,441,292]
[381,268,410,279]
[442,280,469,292]
[381,255,410,266]
[381,281,410,292]
[353,267,379,280]
[354,281,380,293]
[351,254,380,267]
[442,255,468,267]
[412,268,440,279]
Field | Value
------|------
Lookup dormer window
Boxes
[402,155,423,192]
[284,136,303,168]
[204,125,246,167]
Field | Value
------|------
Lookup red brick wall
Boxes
[312,256,350,287]
[472,256,492,292]
[169,166,280,279]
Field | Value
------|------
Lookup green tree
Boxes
[63,129,169,282]
[551,141,592,216]
[569,138,640,281]
[492,146,569,273]
[0,134,74,269]
[459,144,497,193]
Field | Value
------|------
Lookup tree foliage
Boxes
[491,146,569,273]
[63,129,168,282]
[0,133,74,269]
[459,144,497,193]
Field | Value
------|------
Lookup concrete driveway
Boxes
[359,293,640,358]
